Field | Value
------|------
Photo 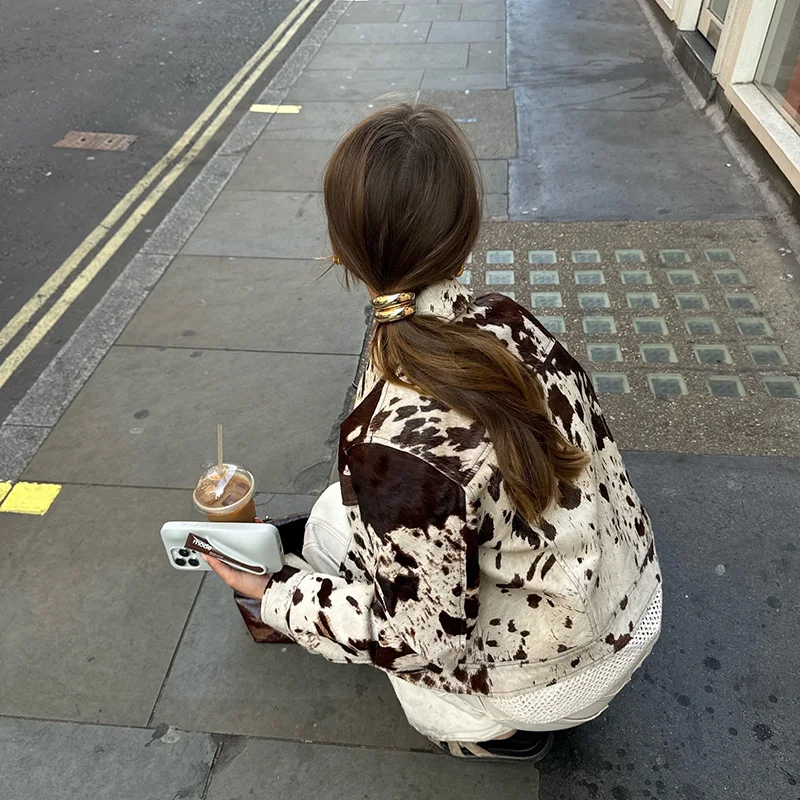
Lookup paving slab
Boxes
[309,42,468,70]
[460,2,506,21]
[485,192,508,220]
[339,3,403,23]
[152,575,429,750]
[287,68,423,102]
[205,737,540,799]
[400,5,461,22]
[326,21,431,44]
[182,190,327,259]
[421,70,506,90]
[467,40,506,72]
[227,139,335,192]
[478,159,508,194]
[0,485,200,725]
[23,347,358,493]
[119,256,368,355]
[537,452,799,800]
[256,100,397,142]
[420,88,517,159]
[468,220,800,456]
[428,20,504,41]
[1,717,217,800]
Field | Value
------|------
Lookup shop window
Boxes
[756,0,800,128]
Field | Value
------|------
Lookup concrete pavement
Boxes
[1,0,798,797]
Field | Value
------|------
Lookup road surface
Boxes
[0,0,325,417]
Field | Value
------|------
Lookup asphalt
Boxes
[538,452,799,800]
[507,0,763,221]
[0,0,328,418]
[1,0,799,797]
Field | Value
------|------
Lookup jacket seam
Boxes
[347,433,493,490]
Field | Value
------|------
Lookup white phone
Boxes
[160,521,285,575]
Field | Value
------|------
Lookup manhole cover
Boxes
[54,131,137,151]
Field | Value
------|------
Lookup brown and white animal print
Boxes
[261,279,662,697]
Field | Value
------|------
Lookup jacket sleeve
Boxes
[260,443,481,673]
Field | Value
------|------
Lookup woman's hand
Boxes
[202,554,271,600]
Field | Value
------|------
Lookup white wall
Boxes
[680,0,704,28]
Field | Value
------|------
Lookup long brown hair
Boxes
[324,104,587,522]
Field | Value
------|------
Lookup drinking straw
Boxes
[217,424,223,475]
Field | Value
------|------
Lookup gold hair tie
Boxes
[372,292,416,323]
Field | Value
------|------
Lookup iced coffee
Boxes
[193,464,256,523]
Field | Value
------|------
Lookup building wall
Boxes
[654,0,800,196]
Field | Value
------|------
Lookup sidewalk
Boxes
[2,0,799,797]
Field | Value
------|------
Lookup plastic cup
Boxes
[193,464,256,523]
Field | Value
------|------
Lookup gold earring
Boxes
[332,255,343,265]
[456,264,465,277]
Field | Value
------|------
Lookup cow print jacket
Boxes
[261,278,662,697]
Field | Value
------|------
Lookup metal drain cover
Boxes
[53,131,137,151]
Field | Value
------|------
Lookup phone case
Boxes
[160,521,285,575]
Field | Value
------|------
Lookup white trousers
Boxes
[302,484,653,742]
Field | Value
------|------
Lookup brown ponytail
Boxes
[324,104,588,522]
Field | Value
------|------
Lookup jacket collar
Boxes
[415,278,474,322]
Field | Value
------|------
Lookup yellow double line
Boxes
[0,0,323,392]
